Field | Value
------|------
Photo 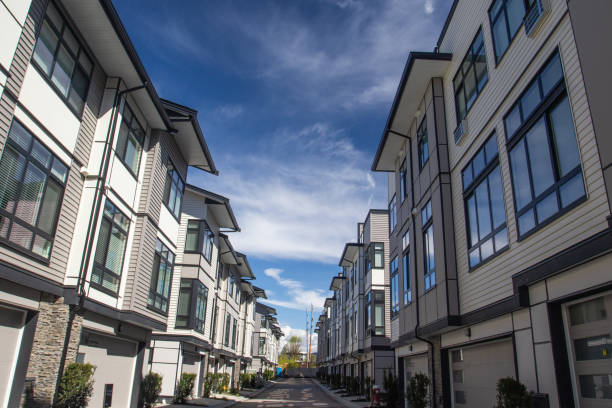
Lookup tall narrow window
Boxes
[163,158,184,219]
[224,314,232,346]
[389,195,397,232]
[184,219,214,262]
[368,243,384,269]
[422,200,435,291]
[505,52,584,237]
[365,291,372,332]
[400,159,408,201]
[454,28,488,123]
[463,134,508,268]
[231,318,237,349]
[92,200,130,294]
[116,103,145,176]
[175,279,208,333]
[373,291,385,336]
[417,117,429,169]
[148,240,174,314]
[390,257,399,316]
[32,1,93,114]
[259,337,265,355]
[489,0,530,62]
[0,121,68,260]
[403,231,411,304]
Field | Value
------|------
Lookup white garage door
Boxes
[449,338,515,407]
[79,331,137,408]
[0,306,25,408]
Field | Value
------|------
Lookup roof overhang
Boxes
[256,302,277,316]
[235,252,255,279]
[329,276,346,291]
[324,298,335,308]
[240,280,255,296]
[185,185,240,231]
[63,0,171,131]
[218,233,239,265]
[339,243,362,267]
[252,285,267,299]
[161,99,217,174]
[372,52,452,172]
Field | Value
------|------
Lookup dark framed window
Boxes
[228,275,235,298]
[92,200,130,295]
[463,134,508,268]
[116,103,145,177]
[402,230,412,304]
[417,117,429,169]
[422,200,435,291]
[148,239,174,314]
[0,120,68,261]
[366,290,385,336]
[454,28,488,123]
[184,219,214,262]
[505,52,584,238]
[389,195,397,232]
[163,158,184,219]
[367,243,384,270]
[489,0,532,62]
[259,336,266,355]
[390,256,399,316]
[32,1,93,115]
[175,279,208,333]
[224,314,232,346]
[210,299,218,343]
[231,318,237,349]
[400,158,408,201]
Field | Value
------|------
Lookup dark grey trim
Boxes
[129,341,146,408]
[76,297,167,331]
[461,296,519,326]
[441,349,451,408]
[547,302,574,408]
[8,310,38,408]
[185,184,239,231]
[152,334,212,351]
[417,316,461,337]
[0,260,64,296]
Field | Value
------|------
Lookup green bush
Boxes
[496,377,531,408]
[174,373,196,403]
[382,370,400,407]
[219,373,230,393]
[54,362,96,408]
[240,373,259,389]
[365,377,372,401]
[263,369,275,381]
[203,374,214,398]
[141,372,162,408]
[406,373,430,408]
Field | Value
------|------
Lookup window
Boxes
[400,159,408,201]
[116,103,145,176]
[0,121,68,261]
[184,219,214,261]
[235,282,240,303]
[175,279,208,333]
[505,52,584,237]
[163,158,184,219]
[366,290,385,336]
[224,314,232,346]
[417,117,429,169]
[210,301,218,343]
[368,243,384,270]
[231,318,237,349]
[353,302,358,338]
[259,336,266,355]
[422,200,435,291]
[463,134,508,268]
[403,249,411,304]
[92,200,129,294]
[489,0,531,62]
[389,195,397,232]
[228,275,235,298]
[32,1,93,114]
[366,291,372,331]
[148,239,174,314]
[390,257,399,316]
[454,29,488,123]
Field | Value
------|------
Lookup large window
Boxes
[505,52,584,238]
[185,219,214,261]
[400,158,408,201]
[417,117,429,169]
[148,239,174,314]
[175,279,208,333]
[163,158,184,219]
[390,257,399,316]
[489,0,532,62]
[116,103,145,176]
[0,121,68,261]
[454,29,488,123]
[366,290,385,336]
[389,195,397,232]
[32,1,93,114]
[92,200,129,294]
[367,243,384,270]
[463,134,508,268]
[403,231,412,304]
[422,200,435,291]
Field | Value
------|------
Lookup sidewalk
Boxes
[160,381,275,407]
[313,381,372,408]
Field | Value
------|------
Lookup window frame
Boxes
[417,117,429,170]
[147,239,174,315]
[162,156,185,221]
[403,238,412,305]
[366,290,385,337]
[422,200,435,292]
[115,103,145,179]
[184,219,215,263]
[488,0,533,64]
[224,313,232,347]
[367,242,385,270]
[174,278,208,333]
[389,194,397,233]
[390,256,399,317]
[399,158,408,201]
[0,120,69,263]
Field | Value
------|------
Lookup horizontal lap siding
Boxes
[441,0,609,314]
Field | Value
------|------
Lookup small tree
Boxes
[382,370,401,407]
[174,373,196,403]
[54,362,96,408]
[496,377,531,408]
[141,372,162,408]
[365,376,372,400]
[406,373,430,408]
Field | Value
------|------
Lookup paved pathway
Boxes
[232,378,341,407]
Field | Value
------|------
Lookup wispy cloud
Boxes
[425,0,435,14]
[213,104,244,120]
[264,268,327,311]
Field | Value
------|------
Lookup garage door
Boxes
[565,293,612,407]
[79,331,137,408]
[0,306,25,407]
[449,338,515,407]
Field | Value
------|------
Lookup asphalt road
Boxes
[232,378,342,407]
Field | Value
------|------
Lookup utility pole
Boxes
[309,303,313,368]
[305,308,309,368]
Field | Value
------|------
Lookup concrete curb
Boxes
[222,381,276,407]
[313,380,362,408]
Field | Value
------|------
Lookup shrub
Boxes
[406,373,430,408]
[219,373,230,393]
[54,362,96,408]
[263,369,275,381]
[382,370,400,407]
[203,374,214,398]
[230,387,240,395]
[496,377,531,408]
[141,372,162,408]
[365,377,372,401]
[174,373,196,403]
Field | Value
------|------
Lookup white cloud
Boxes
[213,104,244,120]
[425,0,435,14]
[264,268,328,311]
[279,324,318,353]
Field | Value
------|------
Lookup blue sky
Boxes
[114,0,450,350]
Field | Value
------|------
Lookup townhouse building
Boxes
[317,210,394,390]
[0,1,270,407]
[372,0,612,407]
[250,302,282,373]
